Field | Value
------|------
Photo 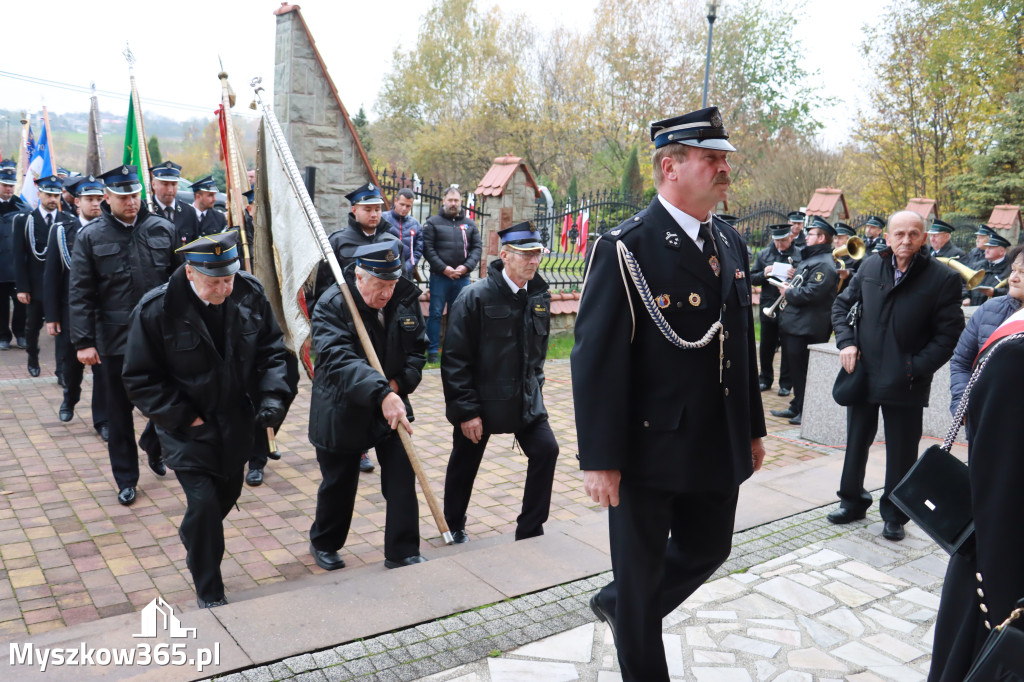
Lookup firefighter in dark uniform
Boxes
[441,222,559,544]
[56,168,76,215]
[572,107,766,681]
[149,161,192,242]
[69,165,178,506]
[834,222,860,294]
[788,211,807,250]
[965,224,994,269]
[928,218,966,261]
[307,241,429,571]
[176,176,227,245]
[123,232,294,608]
[13,174,77,378]
[862,215,886,253]
[750,224,800,396]
[0,160,30,351]
[967,231,1013,306]
[769,216,839,426]
[43,175,108,435]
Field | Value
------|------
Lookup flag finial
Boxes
[122,42,136,69]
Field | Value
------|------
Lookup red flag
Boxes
[560,203,572,252]
[577,208,590,255]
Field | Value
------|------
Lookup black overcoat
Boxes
[43,217,88,328]
[778,243,838,340]
[0,197,31,284]
[311,215,398,306]
[175,205,227,246]
[13,208,76,301]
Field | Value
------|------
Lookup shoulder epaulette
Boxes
[603,210,648,241]
[138,283,170,307]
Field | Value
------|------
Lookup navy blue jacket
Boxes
[949,294,1020,415]
[382,210,424,279]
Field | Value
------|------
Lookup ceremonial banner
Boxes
[121,96,146,201]
[578,207,590,256]
[20,120,52,208]
[86,89,105,176]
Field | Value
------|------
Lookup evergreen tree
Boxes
[945,92,1024,214]
[620,146,643,198]
[147,135,162,166]
[353,106,371,155]
[567,175,578,203]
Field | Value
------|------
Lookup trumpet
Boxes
[762,273,804,319]
[937,257,986,290]
[833,236,865,268]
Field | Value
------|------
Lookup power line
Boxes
[0,70,261,119]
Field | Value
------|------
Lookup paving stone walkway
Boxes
[224,503,947,682]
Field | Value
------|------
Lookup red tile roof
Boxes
[474,156,540,198]
[987,205,1022,231]
[906,198,939,218]
[805,188,849,220]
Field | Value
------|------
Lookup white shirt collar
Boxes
[501,267,527,295]
[657,194,709,246]
[157,198,174,212]
[79,215,90,227]
[42,209,57,223]
[193,204,204,220]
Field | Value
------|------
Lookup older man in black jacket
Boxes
[422,187,482,362]
[829,210,964,540]
[441,223,559,544]
[70,165,179,506]
[307,241,429,571]
[123,232,294,608]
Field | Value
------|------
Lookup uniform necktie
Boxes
[699,222,713,257]
[377,309,385,327]
[165,207,174,221]
[45,214,52,227]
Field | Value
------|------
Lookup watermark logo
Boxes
[10,595,219,673]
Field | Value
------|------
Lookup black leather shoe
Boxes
[246,467,264,486]
[15,337,27,349]
[590,594,618,648]
[384,555,428,569]
[882,521,906,541]
[451,530,469,544]
[0,340,9,350]
[59,401,74,422]
[359,452,375,472]
[98,425,109,442]
[310,543,346,571]
[770,408,797,419]
[27,365,40,378]
[117,487,136,506]
[147,455,166,477]
[827,507,866,524]
[196,596,228,609]
[778,387,792,397]
[759,381,770,392]
[789,414,802,425]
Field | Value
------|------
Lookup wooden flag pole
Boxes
[217,66,252,272]
[41,106,56,176]
[14,113,28,195]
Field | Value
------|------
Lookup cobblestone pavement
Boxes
[0,334,825,638]
[221,502,947,682]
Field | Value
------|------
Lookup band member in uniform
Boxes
[123,232,293,608]
[769,216,839,426]
[966,224,994,268]
[44,175,108,436]
[834,222,860,293]
[750,224,800,395]
[149,161,192,241]
[572,107,766,681]
[788,211,807,250]
[927,219,966,260]
[69,165,178,506]
[829,211,963,541]
[307,241,429,571]
[13,174,77,378]
[862,215,886,253]
[0,160,30,351]
[176,176,227,245]
[966,232,1012,306]
[441,222,559,543]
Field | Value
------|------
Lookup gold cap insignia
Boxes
[214,246,222,255]
[385,250,397,262]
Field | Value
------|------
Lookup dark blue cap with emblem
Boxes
[99,165,143,195]
[150,160,182,182]
[176,231,240,277]
[927,218,955,234]
[769,224,792,240]
[788,211,805,223]
[650,107,736,151]
[865,215,886,229]
[835,222,857,237]
[36,174,64,195]
[808,216,836,237]
[345,182,384,206]
[975,224,996,237]
[353,241,402,280]
[498,221,545,251]
[986,232,1011,248]
[56,167,71,178]
[873,239,888,253]
[191,176,219,193]
[0,160,17,185]
[67,175,104,197]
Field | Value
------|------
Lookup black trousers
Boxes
[837,403,923,523]
[175,468,244,602]
[780,333,813,414]
[59,331,108,428]
[0,282,24,342]
[444,418,559,540]
[310,433,419,561]
[757,311,792,389]
[24,299,43,368]
[596,481,738,681]
[101,354,142,489]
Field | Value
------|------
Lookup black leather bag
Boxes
[963,603,1024,682]
[832,301,868,406]
[890,444,974,554]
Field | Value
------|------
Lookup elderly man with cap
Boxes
[967,231,1013,306]
[788,210,807,250]
[307,240,429,571]
[927,218,966,261]
[13,174,77,378]
[0,160,30,351]
[966,224,994,268]
[572,107,766,681]
[769,216,839,426]
[69,164,179,506]
[149,161,191,239]
[176,176,227,245]
[123,232,293,608]
[43,175,109,434]
[441,222,559,544]
[830,210,963,541]
[862,215,886,253]
[751,224,800,396]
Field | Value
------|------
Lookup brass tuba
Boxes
[833,236,866,267]
[937,257,986,290]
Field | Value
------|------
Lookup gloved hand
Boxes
[255,396,287,430]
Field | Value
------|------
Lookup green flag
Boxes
[122,97,146,201]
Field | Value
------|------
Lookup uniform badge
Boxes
[399,316,417,330]
[664,231,680,249]
[165,161,173,168]
[367,183,374,191]
[214,246,222,255]
[709,255,721,277]
[813,271,824,282]
[533,304,548,314]
[655,294,671,309]
[734,269,745,279]
[121,166,129,174]
[385,250,397,262]
[688,293,701,307]
[717,229,729,247]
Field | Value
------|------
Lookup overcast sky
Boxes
[0,0,888,147]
